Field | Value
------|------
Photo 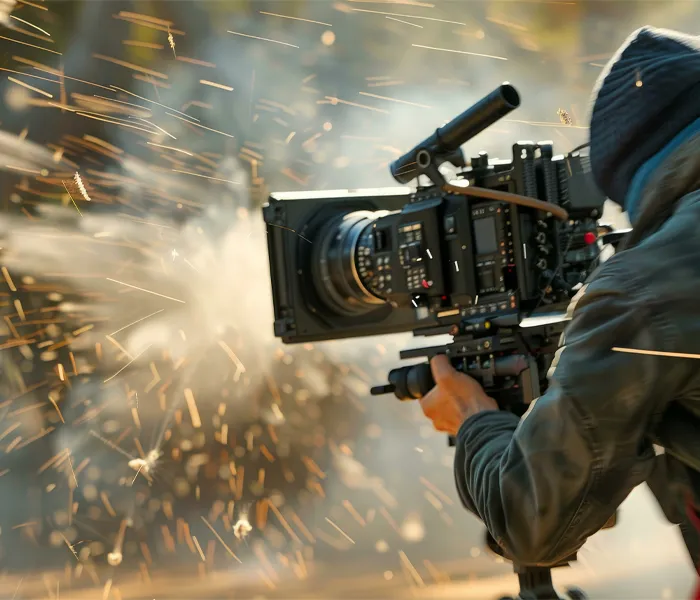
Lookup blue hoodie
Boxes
[624,117,700,225]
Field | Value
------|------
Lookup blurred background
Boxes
[0,1,698,599]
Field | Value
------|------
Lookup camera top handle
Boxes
[390,83,521,186]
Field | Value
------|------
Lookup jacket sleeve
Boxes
[453,270,672,566]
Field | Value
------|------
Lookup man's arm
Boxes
[454,270,671,566]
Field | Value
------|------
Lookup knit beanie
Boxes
[589,27,700,208]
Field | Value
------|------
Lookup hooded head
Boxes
[589,27,700,223]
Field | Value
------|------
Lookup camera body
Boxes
[263,141,605,347]
[263,82,612,428]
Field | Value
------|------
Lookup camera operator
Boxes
[419,25,700,582]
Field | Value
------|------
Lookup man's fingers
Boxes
[419,390,437,418]
[419,396,448,432]
[430,354,457,386]
[434,421,450,433]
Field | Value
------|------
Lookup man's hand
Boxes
[419,355,499,436]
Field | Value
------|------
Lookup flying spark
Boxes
[146,142,193,155]
[73,172,91,201]
[412,44,508,61]
[266,222,312,244]
[167,26,176,57]
[612,348,700,360]
[259,11,332,26]
[324,96,389,114]
[385,16,423,28]
[7,76,53,98]
[165,112,234,137]
[61,180,83,216]
[227,30,299,48]
[92,53,168,79]
[325,517,355,544]
[199,517,242,562]
[106,278,186,303]
[557,108,573,126]
[349,8,466,25]
[10,14,50,36]
[171,169,240,184]
[233,516,253,540]
[0,34,61,54]
[200,79,234,92]
[358,91,430,108]
[103,344,153,383]
[109,309,165,336]
[109,85,199,122]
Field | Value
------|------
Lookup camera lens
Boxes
[311,211,387,316]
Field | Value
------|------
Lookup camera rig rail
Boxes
[370,312,560,431]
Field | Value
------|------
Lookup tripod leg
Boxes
[515,567,564,600]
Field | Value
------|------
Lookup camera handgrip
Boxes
[369,354,530,401]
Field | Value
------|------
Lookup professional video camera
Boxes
[263,83,623,600]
